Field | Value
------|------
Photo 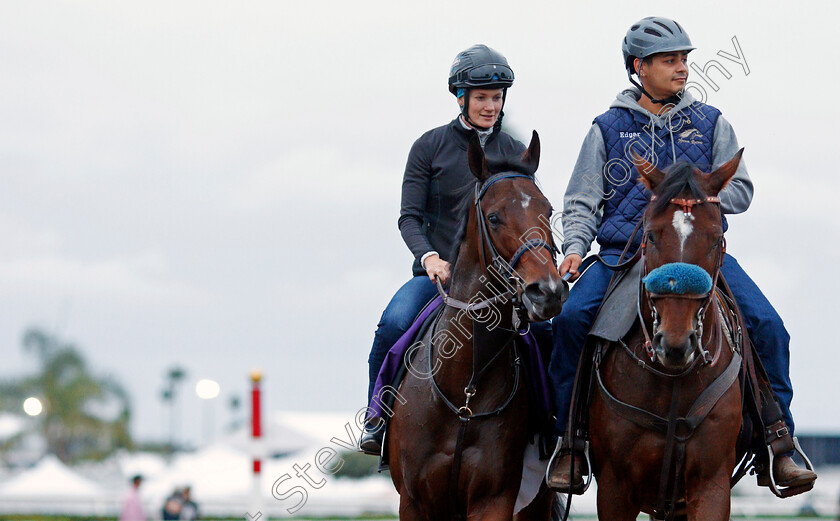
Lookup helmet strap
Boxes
[628,64,681,106]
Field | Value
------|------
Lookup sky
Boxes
[1,0,838,447]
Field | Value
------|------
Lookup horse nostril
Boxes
[524,282,548,304]
[653,332,664,352]
[525,281,565,303]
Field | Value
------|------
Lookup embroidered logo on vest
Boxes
[677,128,704,145]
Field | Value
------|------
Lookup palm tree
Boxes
[0,327,133,463]
[161,365,186,451]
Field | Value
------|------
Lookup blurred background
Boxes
[0,0,838,519]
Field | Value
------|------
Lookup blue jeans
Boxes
[549,253,795,435]
[367,275,438,403]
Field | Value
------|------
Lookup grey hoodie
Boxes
[561,87,754,258]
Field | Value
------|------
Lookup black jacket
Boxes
[398,117,526,276]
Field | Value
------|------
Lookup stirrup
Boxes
[358,419,385,456]
[545,437,594,495]
[764,437,816,498]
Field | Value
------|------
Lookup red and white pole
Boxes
[250,370,263,516]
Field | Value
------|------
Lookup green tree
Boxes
[160,365,187,451]
[0,327,133,463]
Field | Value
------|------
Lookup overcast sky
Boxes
[1,0,838,446]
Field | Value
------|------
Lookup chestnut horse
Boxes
[388,132,567,520]
[589,151,745,521]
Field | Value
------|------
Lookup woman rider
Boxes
[359,44,528,454]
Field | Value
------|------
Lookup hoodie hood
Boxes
[611,87,697,129]
[610,86,698,162]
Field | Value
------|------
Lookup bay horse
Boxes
[589,151,745,521]
[388,131,567,520]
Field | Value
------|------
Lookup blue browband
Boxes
[642,262,713,296]
[476,173,533,201]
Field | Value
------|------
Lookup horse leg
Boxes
[513,483,558,521]
[466,494,517,521]
[398,494,427,521]
[684,470,731,521]
[595,473,639,521]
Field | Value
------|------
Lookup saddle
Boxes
[373,301,442,471]
[563,256,815,504]
[369,299,556,472]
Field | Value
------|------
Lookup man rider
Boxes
[545,16,817,493]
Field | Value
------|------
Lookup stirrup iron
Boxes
[546,437,594,494]
[765,436,816,498]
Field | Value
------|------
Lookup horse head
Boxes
[464,131,567,322]
[635,149,744,369]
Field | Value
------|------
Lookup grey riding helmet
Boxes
[448,44,514,95]
[622,17,695,75]
[448,45,514,130]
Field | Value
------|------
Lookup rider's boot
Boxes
[755,420,817,493]
[545,439,587,494]
[358,418,385,456]
[768,455,818,488]
[546,453,584,492]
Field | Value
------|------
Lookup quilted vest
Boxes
[594,102,726,253]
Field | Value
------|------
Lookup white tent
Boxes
[219,412,335,457]
[0,413,26,443]
[0,454,103,498]
[142,443,252,500]
[114,450,168,483]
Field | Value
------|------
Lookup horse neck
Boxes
[433,234,516,397]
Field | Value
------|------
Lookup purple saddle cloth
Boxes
[367,295,553,422]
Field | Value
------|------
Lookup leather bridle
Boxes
[436,172,559,331]
[639,194,726,366]
[429,171,560,521]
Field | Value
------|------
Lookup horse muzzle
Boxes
[652,330,698,369]
[521,278,568,322]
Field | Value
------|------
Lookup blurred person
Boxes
[179,486,199,520]
[119,474,146,521]
[359,44,551,455]
[161,487,183,520]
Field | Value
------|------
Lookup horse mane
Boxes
[448,154,537,265]
[650,161,707,215]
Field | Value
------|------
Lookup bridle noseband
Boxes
[639,194,726,366]
[437,172,559,331]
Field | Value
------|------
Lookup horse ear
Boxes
[467,134,488,181]
[706,148,744,195]
[521,130,540,172]
[632,152,666,191]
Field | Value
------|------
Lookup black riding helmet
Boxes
[448,44,514,131]
[622,17,695,105]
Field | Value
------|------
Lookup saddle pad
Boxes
[367,296,443,422]
[588,259,643,341]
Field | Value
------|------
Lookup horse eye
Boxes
[647,232,656,245]
[488,213,501,225]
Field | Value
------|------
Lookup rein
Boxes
[436,172,557,329]
[598,193,739,521]
[430,171,556,520]
[639,194,726,364]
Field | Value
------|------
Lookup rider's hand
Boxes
[559,254,583,282]
[424,254,451,285]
